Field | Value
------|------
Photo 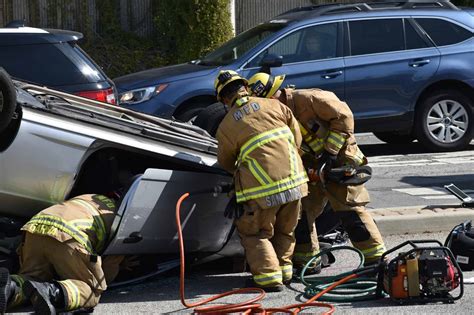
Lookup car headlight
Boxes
[119,84,168,105]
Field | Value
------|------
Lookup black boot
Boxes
[0,267,19,313]
[24,280,65,315]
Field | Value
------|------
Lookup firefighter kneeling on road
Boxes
[248,72,386,273]
[0,192,131,314]
[215,70,308,292]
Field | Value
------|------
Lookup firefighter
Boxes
[247,72,386,272]
[215,70,308,291]
[0,193,128,314]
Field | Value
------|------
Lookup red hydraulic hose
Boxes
[176,192,357,314]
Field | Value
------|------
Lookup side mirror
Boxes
[259,54,283,74]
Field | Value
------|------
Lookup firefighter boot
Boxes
[0,267,20,313]
[24,280,65,315]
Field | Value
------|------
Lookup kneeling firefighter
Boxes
[0,192,129,314]
[215,70,308,291]
[247,72,386,272]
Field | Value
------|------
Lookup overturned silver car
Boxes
[0,70,238,271]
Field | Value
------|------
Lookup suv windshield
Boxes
[198,23,287,66]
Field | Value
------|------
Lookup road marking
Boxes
[393,187,474,200]
[393,187,446,195]
[369,151,474,168]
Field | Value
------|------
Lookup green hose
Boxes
[300,246,380,302]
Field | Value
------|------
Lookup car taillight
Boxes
[75,88,117,104]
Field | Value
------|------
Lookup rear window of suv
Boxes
[0,42,106,86]
[349,19,405,55]
[415,18,472,46]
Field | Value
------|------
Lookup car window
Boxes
[199,23,286,66]
[0,43,104,86]
[415,18,472,46]
[246,23,338,68]
[405,19,429,49]
[349,19,404,55]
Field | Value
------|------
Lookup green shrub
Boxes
[154,0,233,64]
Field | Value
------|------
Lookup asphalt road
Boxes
[357,134,474,210]
[93,231,472,314]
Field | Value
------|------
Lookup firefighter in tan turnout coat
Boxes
[0,194,125,314]
[215,70,308,291]
[248,72,385,271]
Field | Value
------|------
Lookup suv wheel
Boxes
[415,89,473,151]
[193,102,228,137]
[373,132,415,145]
[175,104,207,123]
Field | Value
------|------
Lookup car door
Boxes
[240,22,345,100]
[103,168,236,255]
[343,17,440,132]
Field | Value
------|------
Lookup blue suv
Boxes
[114,1,474,151]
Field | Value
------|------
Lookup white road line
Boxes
[421,195,459,200]
[393,187,447,195]
[372,162,446,167]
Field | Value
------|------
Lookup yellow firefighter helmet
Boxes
[248,72,286,98]
[214,70,247,101]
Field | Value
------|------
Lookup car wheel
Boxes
[193,102,228,137]
[373,131,415,144]
[415,89,473,151]
[0,68,16,133]
[175,105,206,123]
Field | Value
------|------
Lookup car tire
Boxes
[415,89,473,152]
[0,68,17,133]
[373,131,415,145]
[175,105,207,123]
[193,102,228,137]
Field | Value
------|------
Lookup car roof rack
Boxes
[278,0,458,19]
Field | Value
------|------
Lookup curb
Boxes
[369,205,474,235]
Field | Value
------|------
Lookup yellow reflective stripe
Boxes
[299,122,309,136]
[70,199,107,252]
[353,148,365,165]
[281,264,293,279]
[247,158,272,185]
[289,137,297,176]
[308,138,324,154]
[70,219,94,228]
[360,244,386,259]
[327,131,345,151]
[236,172,308,203]
[10,275,26,306]
[27,215,95,254]
[254,270,282,286]
[60,280,80,310]
[239,126,292,161]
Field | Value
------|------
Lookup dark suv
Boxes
[115,1,474,151]
[0,23,117,104]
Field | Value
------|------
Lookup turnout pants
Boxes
[235,199,301,287]
[294,182,385,267]
[9,233,107,310]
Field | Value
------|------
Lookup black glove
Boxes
[224,195,244,219]
[316,150,337,178]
